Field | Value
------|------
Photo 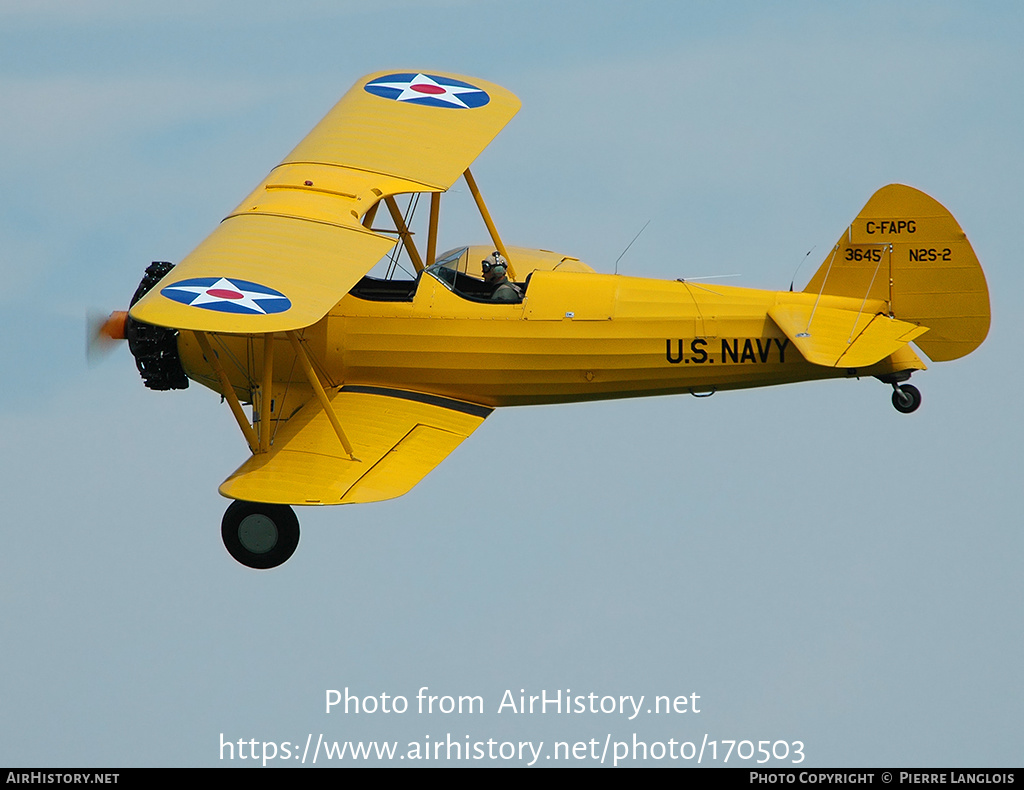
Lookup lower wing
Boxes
[219,386,492,505]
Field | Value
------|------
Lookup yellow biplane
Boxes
[99,71,990,568]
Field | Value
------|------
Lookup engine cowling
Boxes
[126,262,189,391]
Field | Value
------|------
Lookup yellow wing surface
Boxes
[219,386,491,505]
[130,71,521,334]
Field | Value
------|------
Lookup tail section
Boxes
[803,184,989,361]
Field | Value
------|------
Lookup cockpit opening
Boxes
[347,275,419,302]
[425,247,525,303]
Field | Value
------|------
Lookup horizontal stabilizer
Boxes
[219,386,491,505]
[769,304,929,369]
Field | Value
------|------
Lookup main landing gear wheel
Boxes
[891,383,922,414]
[221,501,299,569]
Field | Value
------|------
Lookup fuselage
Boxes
[177,261,915,415]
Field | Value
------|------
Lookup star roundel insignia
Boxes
[160,277,291,315]
[364,73,490,109]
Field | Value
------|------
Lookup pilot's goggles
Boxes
[481,254,505,274]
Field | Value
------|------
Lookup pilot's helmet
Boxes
[481,251,507,277]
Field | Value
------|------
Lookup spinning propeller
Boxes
[86,310,128,364]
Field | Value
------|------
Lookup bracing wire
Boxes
[385,193,420,280]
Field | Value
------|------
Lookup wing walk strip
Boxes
[337,385,494,418]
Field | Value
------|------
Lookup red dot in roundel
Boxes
[411,83,446,95]
[206,289,244,300]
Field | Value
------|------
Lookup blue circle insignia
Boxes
[364,72,490,109]
[160,277,292,315]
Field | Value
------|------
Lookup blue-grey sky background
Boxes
[1,0,1020,767]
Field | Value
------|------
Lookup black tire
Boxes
[891,383,922,414]
[221,501,299,569]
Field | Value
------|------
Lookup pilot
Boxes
[481,251,522,302]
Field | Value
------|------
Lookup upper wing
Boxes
[129,71,521,334]
[769,303,929,368]
[219,386,492,505]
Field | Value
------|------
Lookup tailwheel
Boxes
[891,383,922,414]
[221,501,299,569]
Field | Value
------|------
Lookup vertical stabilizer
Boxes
[803,184,989,361]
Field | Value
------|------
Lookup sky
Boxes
[1,0,1021,768]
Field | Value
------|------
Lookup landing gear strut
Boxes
[890,383,922,414]
[221,501,300,569]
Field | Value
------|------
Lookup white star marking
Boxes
[163,277,288,314]
[370,73,483,108]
